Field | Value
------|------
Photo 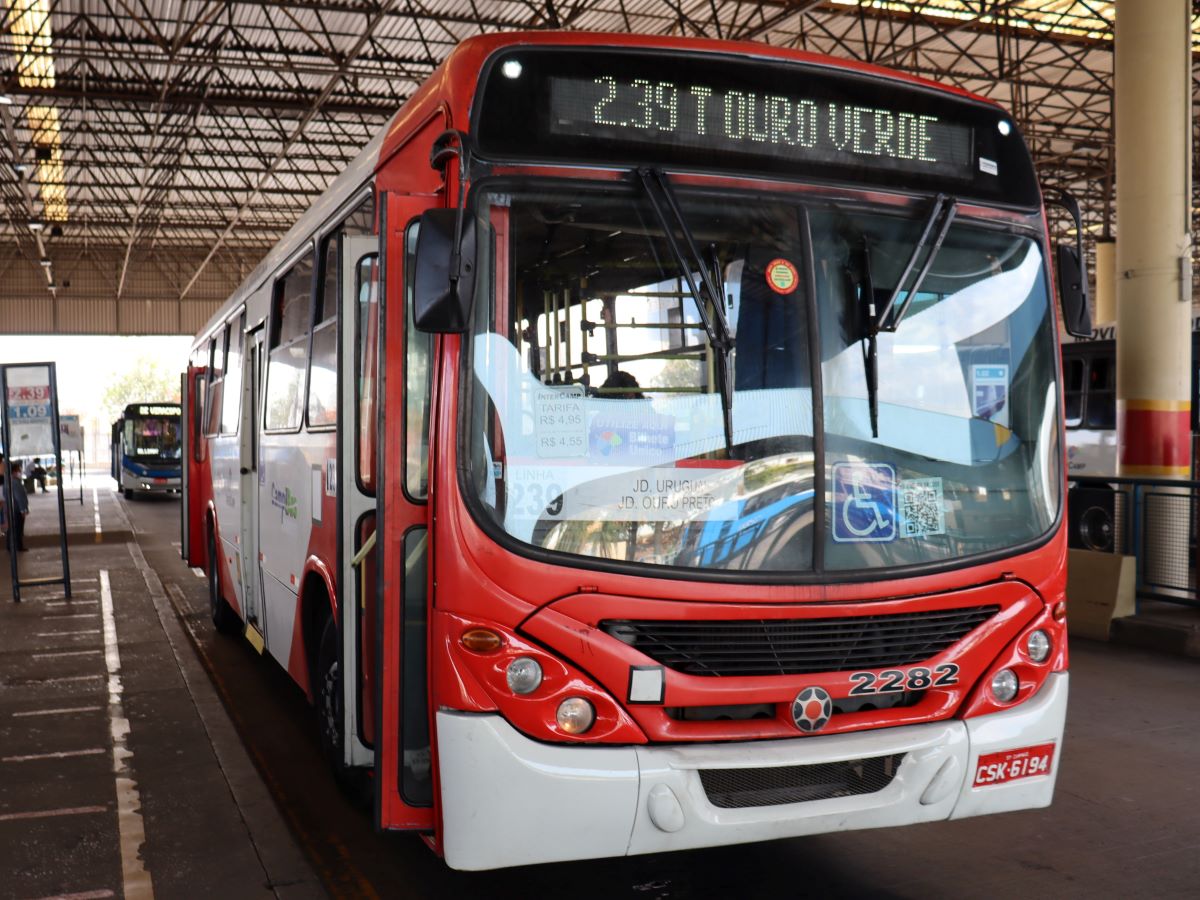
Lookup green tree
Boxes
[100,354,181,425]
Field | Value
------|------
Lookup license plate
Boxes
[973,743,1056,786]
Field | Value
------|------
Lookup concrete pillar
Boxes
[1115,0,1192,479]
[1094,238,1116,325]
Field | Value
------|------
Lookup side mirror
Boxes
[1046,189,1093,338]
[413,208,476,333]
[1056,242,1092,338]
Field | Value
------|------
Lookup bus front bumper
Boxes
[437,672,1067,871]
[131,476,180,493]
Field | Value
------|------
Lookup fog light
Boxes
[505,656,542,695]
[990,668,1019,703]
[556,697,594,734]
[1025,629,1051,663]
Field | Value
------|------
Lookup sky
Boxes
[0,335,191,415]
[0,335,192,462]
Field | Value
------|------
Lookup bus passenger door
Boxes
[375,192,436,831]
[182,366,208,568]
[241,325,266,647]
[340,233,378,768]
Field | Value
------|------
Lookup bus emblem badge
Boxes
[792,687,832,733]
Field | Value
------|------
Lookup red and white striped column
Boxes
[1115,0,1193,479]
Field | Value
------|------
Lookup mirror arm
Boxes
[1047,188,1086,260]
[429,129,475,293]
[1046,188,1093,338]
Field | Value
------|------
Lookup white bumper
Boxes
[437,672,1068,871]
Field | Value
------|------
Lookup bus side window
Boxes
[206,328,227,437]
[193,375,205,463]
[313,195,374,431]
[221,314,244,435]
[1064,357,1084,427]
[265,249,315,431]
[309,233,339,429]
[404,221,432,500]
[1086,356,1116,429]
[356,254,380,492]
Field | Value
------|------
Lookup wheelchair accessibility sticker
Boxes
[832,462,897,543]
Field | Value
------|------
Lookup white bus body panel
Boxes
[438,673,1068,871]
[258,432,324,663]
[211,434,243,612]
[1066,426,1117,476]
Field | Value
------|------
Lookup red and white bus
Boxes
[182,31,1090,871]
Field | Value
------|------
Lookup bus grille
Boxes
[600,605,999,676]
[699,754,905,808]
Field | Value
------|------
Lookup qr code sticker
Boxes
[900,477,945,538]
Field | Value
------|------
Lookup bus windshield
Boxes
[125,415,182,460]
[465,183,1059,574]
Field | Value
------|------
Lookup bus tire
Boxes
[316,618,369,806]
[123,487,134,499]
[207,529,241,635]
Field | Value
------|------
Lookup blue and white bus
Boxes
[111,402,183,498]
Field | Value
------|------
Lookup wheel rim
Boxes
[208,535,219,617]
[321,656,341,753]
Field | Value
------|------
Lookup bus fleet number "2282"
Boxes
[847,663,960,695]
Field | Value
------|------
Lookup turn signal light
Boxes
[460,628,503,653]
[1052,601,1067,622]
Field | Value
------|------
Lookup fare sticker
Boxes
[766,258,799,295]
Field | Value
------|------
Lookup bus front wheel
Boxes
[207,530,240,635]
[316,618,369,805]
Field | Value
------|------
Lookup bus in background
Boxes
[183,32,1090,870]
[1063,316,1200,478]
[111,402,183,498]
[1062,318,1199,552]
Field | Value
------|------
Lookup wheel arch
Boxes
[299,557,338,700]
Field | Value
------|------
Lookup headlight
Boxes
[556,697,595,734]
[990,668,1019,703]
[505,657,542,695]
[1025,629,1051,663]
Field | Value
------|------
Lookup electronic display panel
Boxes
[548,75,973,181]
[474,49,1040,207]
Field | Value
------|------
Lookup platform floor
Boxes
[0,477,323,899]
[2,476,1198,898]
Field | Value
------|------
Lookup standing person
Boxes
[5,460,29,552]
[31,458,47,492]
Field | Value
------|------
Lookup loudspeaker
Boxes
[1068,486,1115,552]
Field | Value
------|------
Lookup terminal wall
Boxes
[0,244,269,335]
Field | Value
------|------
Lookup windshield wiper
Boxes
[874,193,957,334]
[636,167,737,455]
[854,234,880,440]
[859,193,957,439]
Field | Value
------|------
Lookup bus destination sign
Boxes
[548,75,974,180]
[136,405,180,417]
[474,49,1040,207]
